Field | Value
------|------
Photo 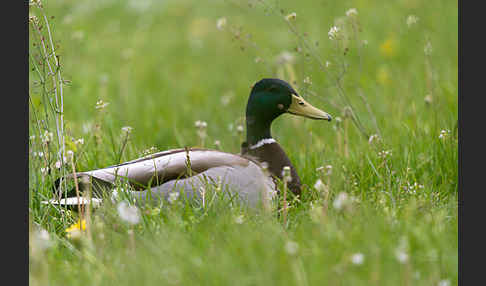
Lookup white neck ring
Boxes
[249,138,276,150]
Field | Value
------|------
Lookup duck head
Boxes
[245,78,332,145]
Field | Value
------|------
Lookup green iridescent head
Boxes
[245,78,332,144]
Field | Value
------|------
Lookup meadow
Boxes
[29,0,458,285]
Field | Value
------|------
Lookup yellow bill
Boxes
[287,94,332,121]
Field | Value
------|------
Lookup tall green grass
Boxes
[29,0,458,285]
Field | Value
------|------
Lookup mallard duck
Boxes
[46,78,331,208]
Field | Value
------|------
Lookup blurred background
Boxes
[29,0,457,160]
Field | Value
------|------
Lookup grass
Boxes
[29,0,458,285]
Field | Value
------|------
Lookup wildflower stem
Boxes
[344,117,349,158]
[185,146,193,177]
[70,155,84,225]
[256,0,372,140]
[81,175,92,241]
[283,179,288,227]
[117,133,130,164]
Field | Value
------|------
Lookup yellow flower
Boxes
[376,65,390,86]
[379,38,397,58]
[65,219,86,239]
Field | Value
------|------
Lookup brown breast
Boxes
[241,141,301,196]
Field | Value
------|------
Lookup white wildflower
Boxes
[221,92,233,106]
[313,179,327,193]
[303,76,312,85]
[168,192,180,204]
[117,201,141,225]
[351,253,365,265]
[82,122,93,134]
[325,61,331,68]
[438,279,451,286]
[32,227,52,251]
[29,135,36,141]
[74,138,84,145]
[276,51,295,65]
[404,182,424,194]
[40,167,49,174]
[362,39,369,46]
[285,240,299,255]
[37,151,44,158]
[141,146,158,156]
[41,130,53,144]
[29,15,39,24]
[439,129,450,140]
[236,125,244,134]
[282,166,292,183]
[346,8,358,17]
[66,150,74,159]
[285,12,297,21]
[325,165,332,175]
[95,99,109,110]
[395,237,409,264]
[378,150,392,159]
[234,215,245,224]
[216,17,227,30]
[194,120,207,129]
[195,121,208,142]
[368,134,380,144]
[406,15,419,27]
[333,192,349,210]
[121,126,133,134]
[395,249,409,263]
[54,161,62,169]
[328,26,340,40]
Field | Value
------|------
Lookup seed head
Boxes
[285,12,297,21]
[282,166,292,183]
[121,126,133,134]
